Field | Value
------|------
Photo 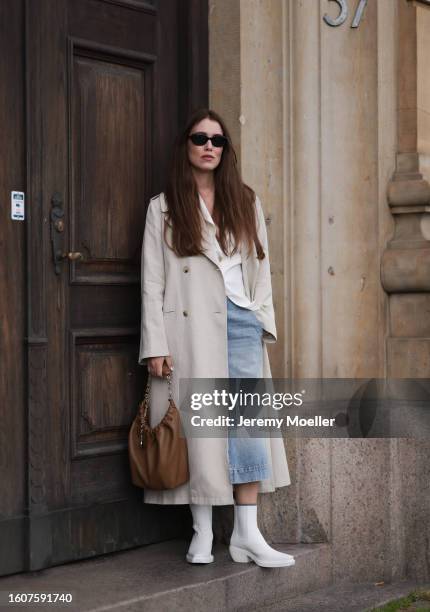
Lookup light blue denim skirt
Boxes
[226,296,272,484]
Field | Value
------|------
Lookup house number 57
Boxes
[323,0,368,28]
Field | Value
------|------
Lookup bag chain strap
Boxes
[139,369,173,448]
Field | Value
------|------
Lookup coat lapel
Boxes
[159,192,258,299]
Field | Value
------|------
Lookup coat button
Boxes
[183,266,189,273]
[183,310,189,317]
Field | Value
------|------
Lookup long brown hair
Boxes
[163,108,265,260]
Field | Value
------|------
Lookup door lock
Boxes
[50,192,85,274]
[57,251,84,261]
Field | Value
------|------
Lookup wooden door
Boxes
[20,0,208,573]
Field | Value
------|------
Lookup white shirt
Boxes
[198,193,259,311]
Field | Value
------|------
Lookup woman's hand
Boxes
[147,355,174,378]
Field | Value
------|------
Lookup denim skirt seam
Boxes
[226,296,272,484]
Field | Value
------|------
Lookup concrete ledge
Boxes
[0,540,331,612]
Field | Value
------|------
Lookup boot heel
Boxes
[229,545,251,563]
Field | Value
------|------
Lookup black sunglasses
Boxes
[188,132,228,148]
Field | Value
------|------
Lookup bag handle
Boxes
[146,368,173,403]
[139,368,174,447]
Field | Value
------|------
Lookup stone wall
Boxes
[209,0,430,582]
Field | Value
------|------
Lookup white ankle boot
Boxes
[186,504,214,564]
[229,504,295,568]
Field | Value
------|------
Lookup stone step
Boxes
[0,539,331,611]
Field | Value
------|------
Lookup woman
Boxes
[138,108,294,568]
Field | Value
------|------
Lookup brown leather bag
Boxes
[128,363,189,490]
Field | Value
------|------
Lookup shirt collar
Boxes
[198,193,215,226]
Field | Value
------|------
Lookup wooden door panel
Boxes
[70,330,138,457]
[65,5,157,523]
[70,47,149,278]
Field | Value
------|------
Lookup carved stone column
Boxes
[382,0,430,377]
[382,152,430,373]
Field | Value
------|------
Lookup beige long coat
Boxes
[138,191,291,505]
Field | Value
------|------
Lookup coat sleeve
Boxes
[138,197,170,365]
[254,195,278,344]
